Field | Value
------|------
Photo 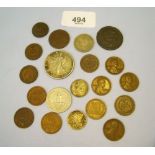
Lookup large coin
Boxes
[44,51,74,79]
[46,87,72,113]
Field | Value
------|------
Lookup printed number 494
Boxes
[72,17,86,23]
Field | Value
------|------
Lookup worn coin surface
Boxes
[103,119,125,141]
[120,72,139,92]
[41,112,62,134]
[44,51,74,79]
[14,107,34,128]
[97,26,123,50]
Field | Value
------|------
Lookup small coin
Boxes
[80,54,99,73]
[70,79,88,97]
[97,26,123,50]
[115,95,135,116]
[19,65,38,84]
[32,22,49,38]
[86,99,107,120]
[25,43,43,60]
[67,110,87,130]
[27,86,47,106]
[41,112,62,134]
[74,34,94,52]
[44,51,74,79]
[49,29,70,49]
[46,87,72,113]
[103,119,125,141]
[91,76,111,95]
[14,107,34,128]
[120,72,139,92]
[105,56,124,74]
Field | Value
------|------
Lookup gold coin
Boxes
[105,56,124,74]
[103,119,125,141]
[46,87,72,113]
[91,76,111,95]
[74,34,94,52]
[120,72,139,92]
[67,110,87,130]
[115,95,135,116]
[44,51,74,79]
[41,112,62,134]
[70,79,88,97]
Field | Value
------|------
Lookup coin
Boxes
[105,56,124,74]
[41,112,62,134]
[103,119,125,141]
[67,110,87,130]
[86,99,107,120]
[49,29,70,49]
[115,95,135,116]
[44,51,74,79]
[25,43,43,60]
[32,22,49,38]
[74,34,94,52]
[91,76,111,95]
[14,107,34,128]
[97,26,123,50]
[80,54,99,73]
[70,79,88,97]
[27,86,47,106]
[19,65,38,84]
[120,72,139,92]
[46,87,72,113]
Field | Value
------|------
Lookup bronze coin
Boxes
[97,26,123,50]
[27,86,47,106]
[14,107,34,128]
[49,29,70,49]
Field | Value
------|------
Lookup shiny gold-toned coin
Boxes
[46,87,72,113]
[120,72,139,92]
[105,56,124,74]
[74,34,94,52]
[86,99,107,120]
[91,76,111,95]
[70,79,88,97]
[115,95,135,116]
[41,112,62,134]
[44,51,74,79]
[103,119,125,141]
[68,110,87,130]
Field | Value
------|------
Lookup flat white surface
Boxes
[0,8,155,147]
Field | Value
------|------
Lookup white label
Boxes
[61,11,96,28]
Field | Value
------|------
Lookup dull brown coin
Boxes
[49,29,70,49]
[19,65,38,84]
[14,107,34,128]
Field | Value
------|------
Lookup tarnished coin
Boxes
[49,29,70,49]
[68,110,87,130]
[86,99,107,120]
[115,95,135,116]
[80,54,99,73]
[46,87,72,113]
[97,26,123,50]
[44,51,74,79]
[91,76,111,95]
[41,112,62,134]
[120,72,139,92]
[74,34,94,52]
[105,56,124,74]
[27,86,47,106]
[19,65,38,84]
[103,119,125,141]
[14,107,34,128]
[70,79,88,97]
[32,22,49,38]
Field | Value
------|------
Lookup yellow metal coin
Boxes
[46,87,72,113]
